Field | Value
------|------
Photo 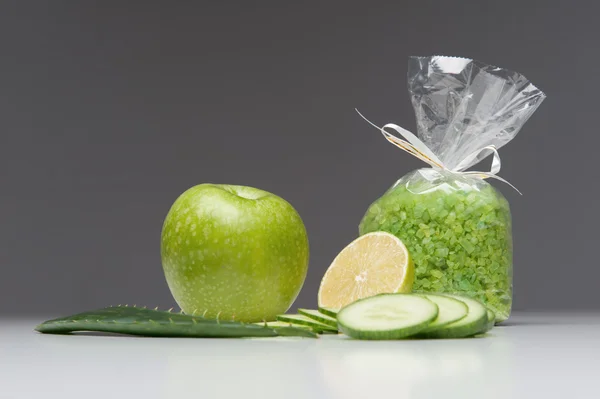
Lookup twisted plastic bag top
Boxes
[408,56,546,171]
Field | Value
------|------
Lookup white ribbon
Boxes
[356,109,521,194]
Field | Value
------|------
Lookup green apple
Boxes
[161,184,309,322]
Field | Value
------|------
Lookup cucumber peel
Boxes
[419,294,488,339]
[318,306,339,318]
[416,293,468,333]
[297,308,338,329]
[276,314,337,333]
[482,309,496,334]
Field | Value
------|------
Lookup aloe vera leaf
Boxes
[253,321,312,330]
[254,320,334,335]
[35,306,317,338]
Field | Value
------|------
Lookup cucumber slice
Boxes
[276,314,337,333]
[318,306,339,319]
[298,308,338,329]
[482,309,496,333]
[420,294,488,339]
[337,294,438,340]
[417,294,468,333]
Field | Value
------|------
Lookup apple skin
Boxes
[161,184,309,322]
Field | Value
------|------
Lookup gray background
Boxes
[2,1,598,316]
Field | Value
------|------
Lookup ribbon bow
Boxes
[356,109,521,194]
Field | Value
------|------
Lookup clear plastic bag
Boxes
[359,56,545,321]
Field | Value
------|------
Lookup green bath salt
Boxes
[357,55,545,323]
[359,169,513,321]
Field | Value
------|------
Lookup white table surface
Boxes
[2,312,599,399]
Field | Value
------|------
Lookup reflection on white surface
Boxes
[1,314,600,399]
[162,338,321,397]
[315,335,514,399]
